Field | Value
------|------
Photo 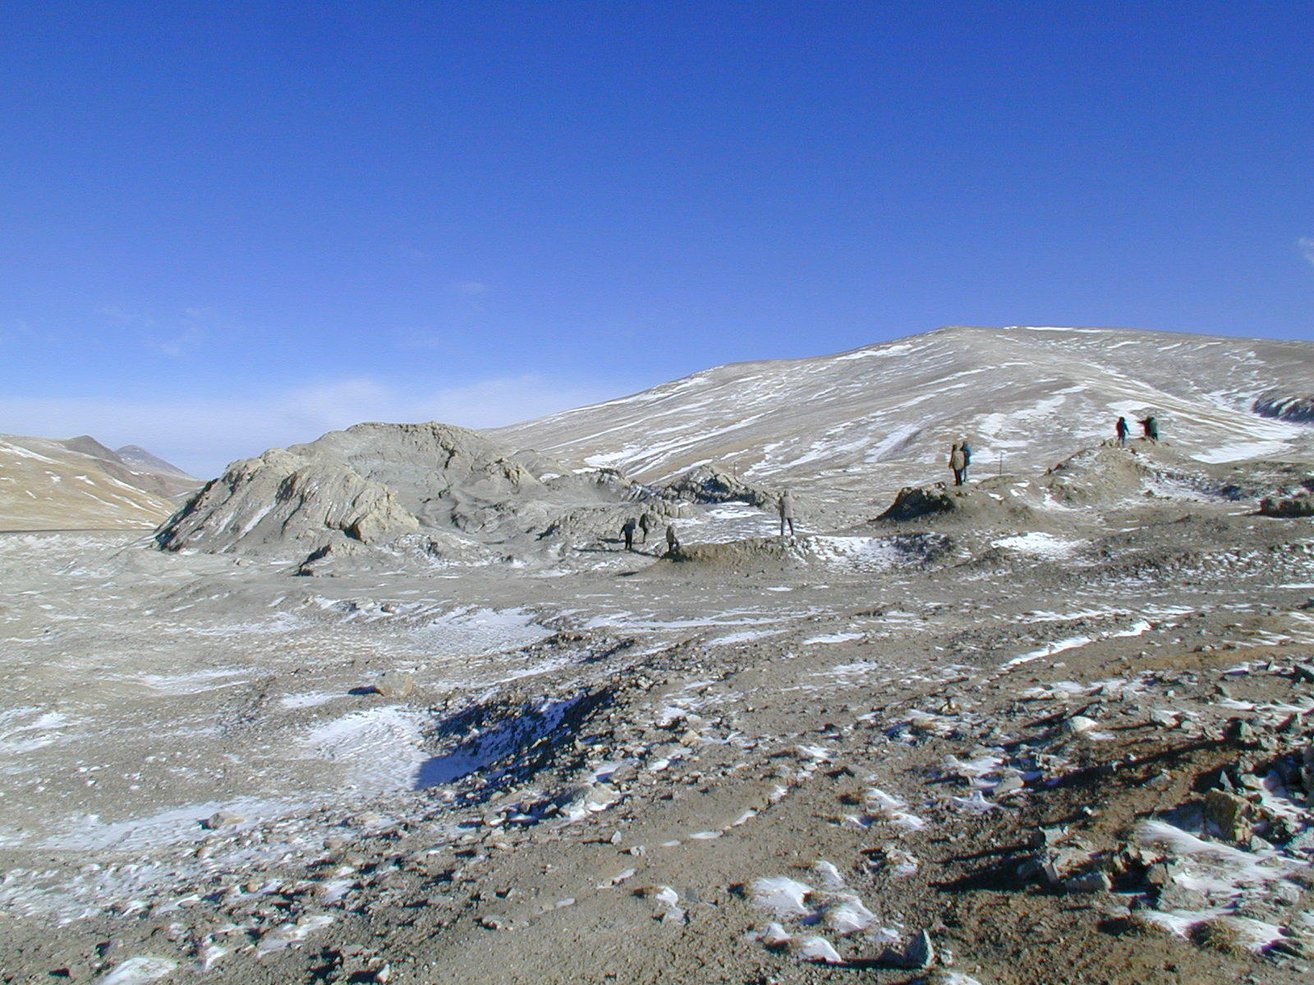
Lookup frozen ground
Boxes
[2,442,1314,985]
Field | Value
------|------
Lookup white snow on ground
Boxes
[992,532,1084,558]
[304,706,429,796]
[0,708,73,756]
[137,667,250,694]
[801,536,904,572]
[704,629,783,647]
[1004,635,1094,668]
[411,606,553,655]
[802,632,865,646]
[280,691,340,709]
[96,956,178,985]
[33,795,290,853]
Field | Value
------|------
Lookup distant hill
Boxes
[116,444,196,479]
[493,325,1314,520]
[0,435,199,531]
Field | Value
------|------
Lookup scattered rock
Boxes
[201,810,245,831]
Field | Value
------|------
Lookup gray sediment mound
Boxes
[876,474,1043,527]
[659,464,771,507]
[155,421,636,559]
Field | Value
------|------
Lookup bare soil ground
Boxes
[2,447,1313,985]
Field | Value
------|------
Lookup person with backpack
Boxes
[948,442,966,486]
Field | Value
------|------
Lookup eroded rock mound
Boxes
[155,422,634,557]
[1254,392,1314,424]
[876,475,1042,528]
[157,447,420,553]
[660,464,770,507]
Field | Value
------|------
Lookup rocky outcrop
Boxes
[1253,393,1314,424]
[157,448,420,553]
[660,465,770,507]
[1259,492,1314,518]
[154,421,635,557]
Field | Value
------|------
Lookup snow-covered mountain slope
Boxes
[493,325,1314,518]
[0,434,198,531]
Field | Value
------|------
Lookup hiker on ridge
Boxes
[778,489,795,537]
[639,511,656,544]
[1141,415,1159,442]
[960,439,973,482]
[1116,416,1130,446]
[949,442,966,487]
[665,523,680,556]
[621,517,637,552]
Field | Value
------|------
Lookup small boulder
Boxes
[201,809,244,830]
[372,671,416,699]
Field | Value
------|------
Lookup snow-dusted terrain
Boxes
[1,326,1313,985]
[0,434,197,531]
[495,325,1314,525]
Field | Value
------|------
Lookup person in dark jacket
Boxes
[621,517,637,551]
[1141,415,1159,441]
[1116,416,1129,446]
[665,523,680,556]
[960,440,973,482]
[638,511,656,543]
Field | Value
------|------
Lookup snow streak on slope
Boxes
[492,326,1313,512]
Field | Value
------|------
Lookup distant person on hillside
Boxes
[638,511,656,543]
[621,517,637,551]
[665,523,680,556]
[778,489,795,537]
[1116,416,1130,446]
[1141,415,1159,441]
[949,442,966,486]
[960,440,973,482]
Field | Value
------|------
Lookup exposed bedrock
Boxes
[1254,392,1314,424]
[154,421,638,557]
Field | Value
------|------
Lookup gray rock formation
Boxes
[155,421,636,559]
[659,464,771,507]
[1253,392,1314,423]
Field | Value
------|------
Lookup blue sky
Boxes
[2,1,1311,476]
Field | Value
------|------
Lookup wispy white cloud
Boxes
[0,374,620,479]
[98,305,239,358]
[453,280,489,297]
[1300,237,1314,267]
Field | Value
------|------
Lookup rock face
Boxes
[156,447,420,553]
[659,465,771,508]
[155,421,634,557]
[1254,393,1314,423]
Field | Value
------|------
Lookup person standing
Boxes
[960,439,973,482]
[778,489,795,537]
[638,511,656,543]
[949,442,966,486]
[665,523,680,556]
[621,517,637,551]
[1116,416,1129,446]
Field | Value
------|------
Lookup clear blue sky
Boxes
[2,1,1311,476]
